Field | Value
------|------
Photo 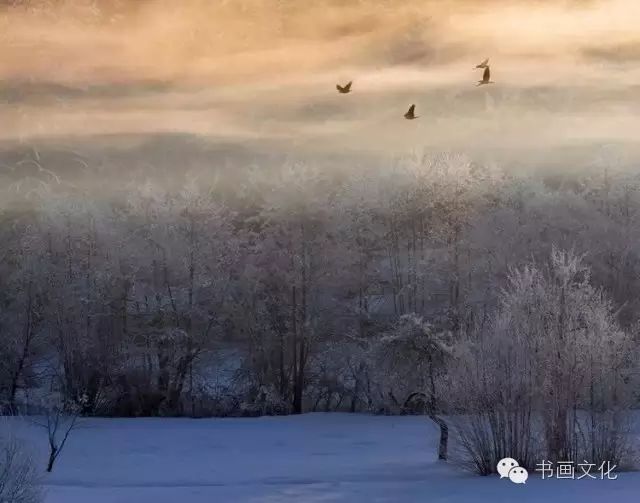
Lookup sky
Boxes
[1,0,639,168]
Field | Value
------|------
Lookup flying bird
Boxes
[475,58,489,69]
[336,81,352,94]
[404,104,418,120]
[477,66,494,86]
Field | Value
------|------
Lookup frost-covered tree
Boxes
[0,426,42,503]
[370,314,453,459]
[451,249,636,473]
[233,163,347,414]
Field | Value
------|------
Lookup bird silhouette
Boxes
[336,81,352,94]
[404,104,418,120]
[475,58,489,69]
[477,66,494,86]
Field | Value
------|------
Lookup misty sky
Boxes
[1,0,640,167]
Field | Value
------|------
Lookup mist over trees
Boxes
[1,151,639,470]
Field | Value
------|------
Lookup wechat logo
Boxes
[497,457,528,484]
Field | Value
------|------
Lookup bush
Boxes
[450,250,637,474]
[0,427,42,503]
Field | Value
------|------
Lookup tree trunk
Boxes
[291,286,302,414]
[404,391,449,461]
[432,415,449,461]
[46,446,57,473]
[9,281,34,410]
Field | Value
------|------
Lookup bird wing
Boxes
[336,84,343,91]
[483,66,490,81]
[408,104,415,114]
[345,81,352,90]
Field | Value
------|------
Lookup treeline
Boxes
[1,153,639,431]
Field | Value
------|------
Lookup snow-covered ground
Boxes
[14,413,640,502]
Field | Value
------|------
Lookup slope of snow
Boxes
[12,413,640,502]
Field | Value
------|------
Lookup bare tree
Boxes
[35,397,83,473]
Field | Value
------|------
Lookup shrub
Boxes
[0,426,42,503]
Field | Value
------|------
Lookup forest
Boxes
[1,150,638,474]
